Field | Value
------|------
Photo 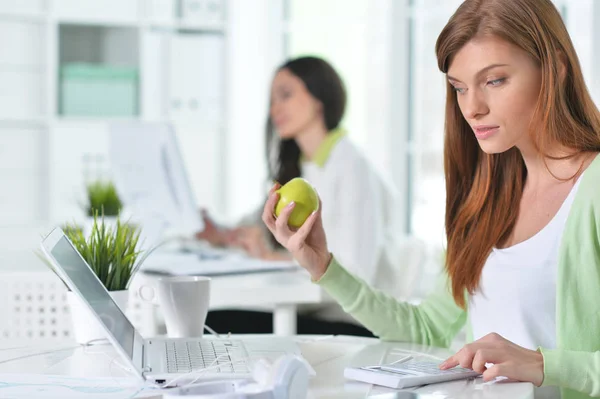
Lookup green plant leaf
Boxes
[63,211,145,291]
[86,180,123,217]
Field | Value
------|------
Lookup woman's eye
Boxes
[487,78,505,86]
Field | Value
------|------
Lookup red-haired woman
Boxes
[262,1,600,398]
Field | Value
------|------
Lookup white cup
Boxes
[139,276,211,338]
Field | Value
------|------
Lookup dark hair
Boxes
[266,56,347,184]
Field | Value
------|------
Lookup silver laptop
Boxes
[41,227,300,384]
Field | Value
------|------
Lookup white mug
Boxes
[139,276,211,338]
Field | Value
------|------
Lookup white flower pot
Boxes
[67,290,129,345]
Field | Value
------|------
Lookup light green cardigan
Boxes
[315,154,600,399]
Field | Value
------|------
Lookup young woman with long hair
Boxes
[201,56,399,335]
[262,1,600,397]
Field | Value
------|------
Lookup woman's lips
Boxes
[473,125,499,140]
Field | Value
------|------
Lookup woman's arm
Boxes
[196,206,264,248]
[316,257,467,347]
[261,182,465,347]
[231,225,293,260]
[195,210,232,247]
[539,348,600,396]
[537,162,600,397]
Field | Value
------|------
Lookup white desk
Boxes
[0,335,534,398]
[135,268,331,337]
[0,257,329,338]
[210,269,330,336]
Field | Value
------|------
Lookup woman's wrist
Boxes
[533,348,545,387]
[311,252,333,280]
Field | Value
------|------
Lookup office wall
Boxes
[223,0,285,223]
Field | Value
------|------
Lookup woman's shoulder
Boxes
[330,135,360,157]
[570,153,600,220]
[330,136,376,170]
[577,153,600,202]
[328,137,398,196]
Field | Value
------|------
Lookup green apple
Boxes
[274,178,319,228]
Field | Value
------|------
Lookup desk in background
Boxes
[133,263,332,336]
[0,335,534,398]
[0,261,330,340]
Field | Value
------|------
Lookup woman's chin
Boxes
[478,140,512,155]
[276,128,297,140]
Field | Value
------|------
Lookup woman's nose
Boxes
[463,90,489,119]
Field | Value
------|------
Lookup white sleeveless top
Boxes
[469,176,583,398]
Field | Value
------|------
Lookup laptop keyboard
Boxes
[165,340,250,374]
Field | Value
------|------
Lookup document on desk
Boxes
[0,373,159,398]
[141,252,299,276]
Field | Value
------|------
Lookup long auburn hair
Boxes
[435,0,600,308]
[266,56,346,185]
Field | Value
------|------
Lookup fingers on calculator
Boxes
[344,361,480,389]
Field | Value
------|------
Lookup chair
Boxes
[0,271,158,342]
[374,236,428,301]
[0,271,72,340]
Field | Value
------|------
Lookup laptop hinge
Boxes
[142,341,152,373]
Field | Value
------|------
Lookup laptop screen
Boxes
[51,236,136,358]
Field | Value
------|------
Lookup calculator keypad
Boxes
[381,361,475,375]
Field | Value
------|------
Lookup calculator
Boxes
[344,361,480,389]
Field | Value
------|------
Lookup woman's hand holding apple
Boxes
[262,182,331,280]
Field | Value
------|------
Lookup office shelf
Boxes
[54,17,140,28]
[0,0,228,227]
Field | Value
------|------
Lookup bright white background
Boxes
[1,0,600,269]
[285,0,600,251]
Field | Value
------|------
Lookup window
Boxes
[284,0,600,251]
[284,0,395,182]
[284,0,405,236]
[285,0,369,148]
[407,0,600,249]
[406,1,462,248]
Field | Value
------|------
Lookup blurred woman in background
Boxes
[200,56,405,335]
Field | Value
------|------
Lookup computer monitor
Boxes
[109,122,204,248]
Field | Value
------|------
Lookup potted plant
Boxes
[83,180,123,237]
[60,213,147,344]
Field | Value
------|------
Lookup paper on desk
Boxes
[142,252,298,276]
[0,373,159,398]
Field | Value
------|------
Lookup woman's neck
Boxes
[294,120,329,160]
[517,139,588,189]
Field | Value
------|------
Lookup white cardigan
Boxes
[300,136,405,322]
[242,134,412,322]
[303,137,396,284]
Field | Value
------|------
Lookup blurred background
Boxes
[1,0,600,270]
